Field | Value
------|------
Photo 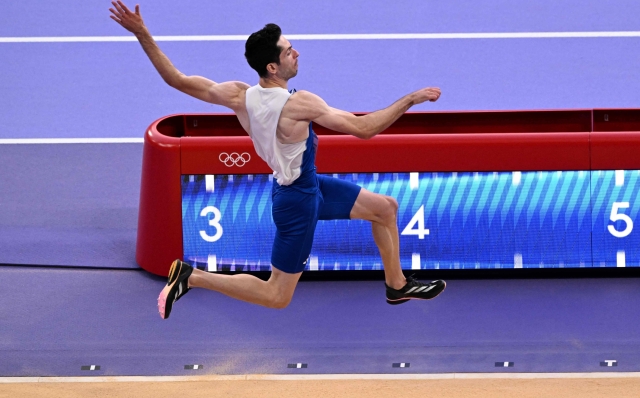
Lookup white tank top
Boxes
[245,84,306,186]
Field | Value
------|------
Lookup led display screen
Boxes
[182,171,639,271]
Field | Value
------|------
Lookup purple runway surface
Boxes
[0,144,140,269]
[2,266,640,376]
[3,0,638,36]
[1,1,639,139]
[2,38,640,140]
[1,0,639,377]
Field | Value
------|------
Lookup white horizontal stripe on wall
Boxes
[2,31,640,43]
[0,138,143,144]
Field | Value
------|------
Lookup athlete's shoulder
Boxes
[234,81,251,89]
[290,89,317,98]
[213,80,250,93]
[283,90,329,121]
[288,90,326,107]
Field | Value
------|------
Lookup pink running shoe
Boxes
[157,259,193,319]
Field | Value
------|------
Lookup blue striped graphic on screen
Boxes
[181,171,639,271]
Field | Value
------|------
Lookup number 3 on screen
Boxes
[199,206,223,242]
[608,202,633,238]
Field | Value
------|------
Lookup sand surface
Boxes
[2,378,640,398]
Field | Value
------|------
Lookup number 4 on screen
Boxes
[401,205,430,239]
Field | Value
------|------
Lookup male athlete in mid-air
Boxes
[110,1,445,319]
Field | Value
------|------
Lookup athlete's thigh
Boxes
[317,174,362,220]
[271,186,320,273]
[349,188,396,222]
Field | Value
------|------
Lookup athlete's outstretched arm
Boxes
[109,1,248,110]
[288,88,441,139]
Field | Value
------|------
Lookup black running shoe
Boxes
[385,275,446,305]
[157,259,193,319]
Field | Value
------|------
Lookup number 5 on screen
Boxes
[199,206,223,242]
[608,202,633,238]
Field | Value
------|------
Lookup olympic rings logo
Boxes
[219,152,251,167]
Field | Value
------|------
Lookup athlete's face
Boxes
[276,36,299,80]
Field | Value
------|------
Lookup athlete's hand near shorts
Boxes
[109,1,145,35]
[412,87,441,105]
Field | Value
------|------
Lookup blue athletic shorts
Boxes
[271,174,362,274]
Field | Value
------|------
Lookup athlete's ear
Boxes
[266,62,278,76]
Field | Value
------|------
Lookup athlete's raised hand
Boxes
[109,1,145,35]
[412,87,441,104]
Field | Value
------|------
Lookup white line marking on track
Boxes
[2,31,640,43]
[3,372,640,383]
[0,138,143,144]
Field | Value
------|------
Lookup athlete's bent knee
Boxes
[266,290,293,309]
[385,196,398,214]
[376,196,398,224]
[269,295,292,309]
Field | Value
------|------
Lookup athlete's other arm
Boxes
[289,88,441,139]
[108,1,247,110]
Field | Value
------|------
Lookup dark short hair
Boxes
[245,23,282,78]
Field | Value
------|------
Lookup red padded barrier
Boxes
[136,122,183,276]
[181,133,589,174]
[184,114,245,137]
[592,109,640,170]
[137,109,640,276]
[593,109,640,132]
[314,110,593,136]
[181,110,593,137]
[181,136,270,175]
[591,132,640,170]
[315,133,589,173]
